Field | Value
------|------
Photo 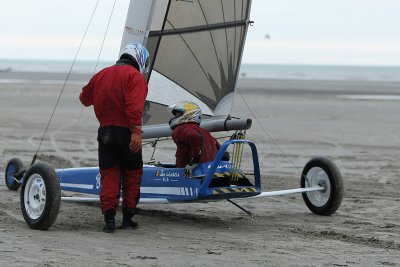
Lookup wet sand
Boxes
[0,71,399,266]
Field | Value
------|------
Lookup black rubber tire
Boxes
[20,162,61,230]
[301,157,343,216]
[5,158,25,191]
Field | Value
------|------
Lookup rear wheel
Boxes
[20,162,61,230]
[301,157,343,216]
[5,158,25,191]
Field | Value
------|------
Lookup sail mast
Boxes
[120,0,171,82]
[120,0,156,51]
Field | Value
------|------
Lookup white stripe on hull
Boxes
[141,187,197,196]
[60,183,94,190]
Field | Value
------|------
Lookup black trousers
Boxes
[97,126,142,170]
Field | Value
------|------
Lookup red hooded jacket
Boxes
[172,123,220,167]
[80,63,148,128]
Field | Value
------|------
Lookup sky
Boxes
[1,0,400,66]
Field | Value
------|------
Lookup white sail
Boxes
[121,0,252,131]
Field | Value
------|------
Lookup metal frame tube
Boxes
[61,186,323,204]
[248,186,324,198]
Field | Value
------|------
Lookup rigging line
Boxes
[237,131,246,169]
[30,0,101,166]
[236,88,302,174]
[63,0,118,169]
[93,0,117,74]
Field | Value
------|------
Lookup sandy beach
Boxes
[0,71,399,266]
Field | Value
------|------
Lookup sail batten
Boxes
[149,20,248,37]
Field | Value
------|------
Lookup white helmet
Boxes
[168,101,202,130]
[120,42,150,74]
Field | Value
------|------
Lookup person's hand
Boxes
[129,126,142,153]
[184,162,198,177]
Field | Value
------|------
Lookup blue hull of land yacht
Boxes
[56,140,261,202]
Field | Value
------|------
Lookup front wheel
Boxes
[301,157,343,216]
[5,158,25,191]
[20,162,61,230]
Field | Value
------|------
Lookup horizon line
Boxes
[1,58,400,68]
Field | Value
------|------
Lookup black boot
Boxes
[103,209,116,233]
[119,207,138,230]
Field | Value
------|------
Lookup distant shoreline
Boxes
[1,60,400,82]
[1,70,399,96]
[237,77,400,95]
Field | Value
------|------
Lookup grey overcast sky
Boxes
[1,0,400,66]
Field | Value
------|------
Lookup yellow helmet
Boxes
[168,101,202,130]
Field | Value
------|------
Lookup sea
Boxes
[0,59,399,82]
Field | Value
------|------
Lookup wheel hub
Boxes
[305,167,331,207]
[24,174,46,220]
[318,180,327,193]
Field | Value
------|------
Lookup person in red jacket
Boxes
[80,42,149,233]
[168,101,222,176]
